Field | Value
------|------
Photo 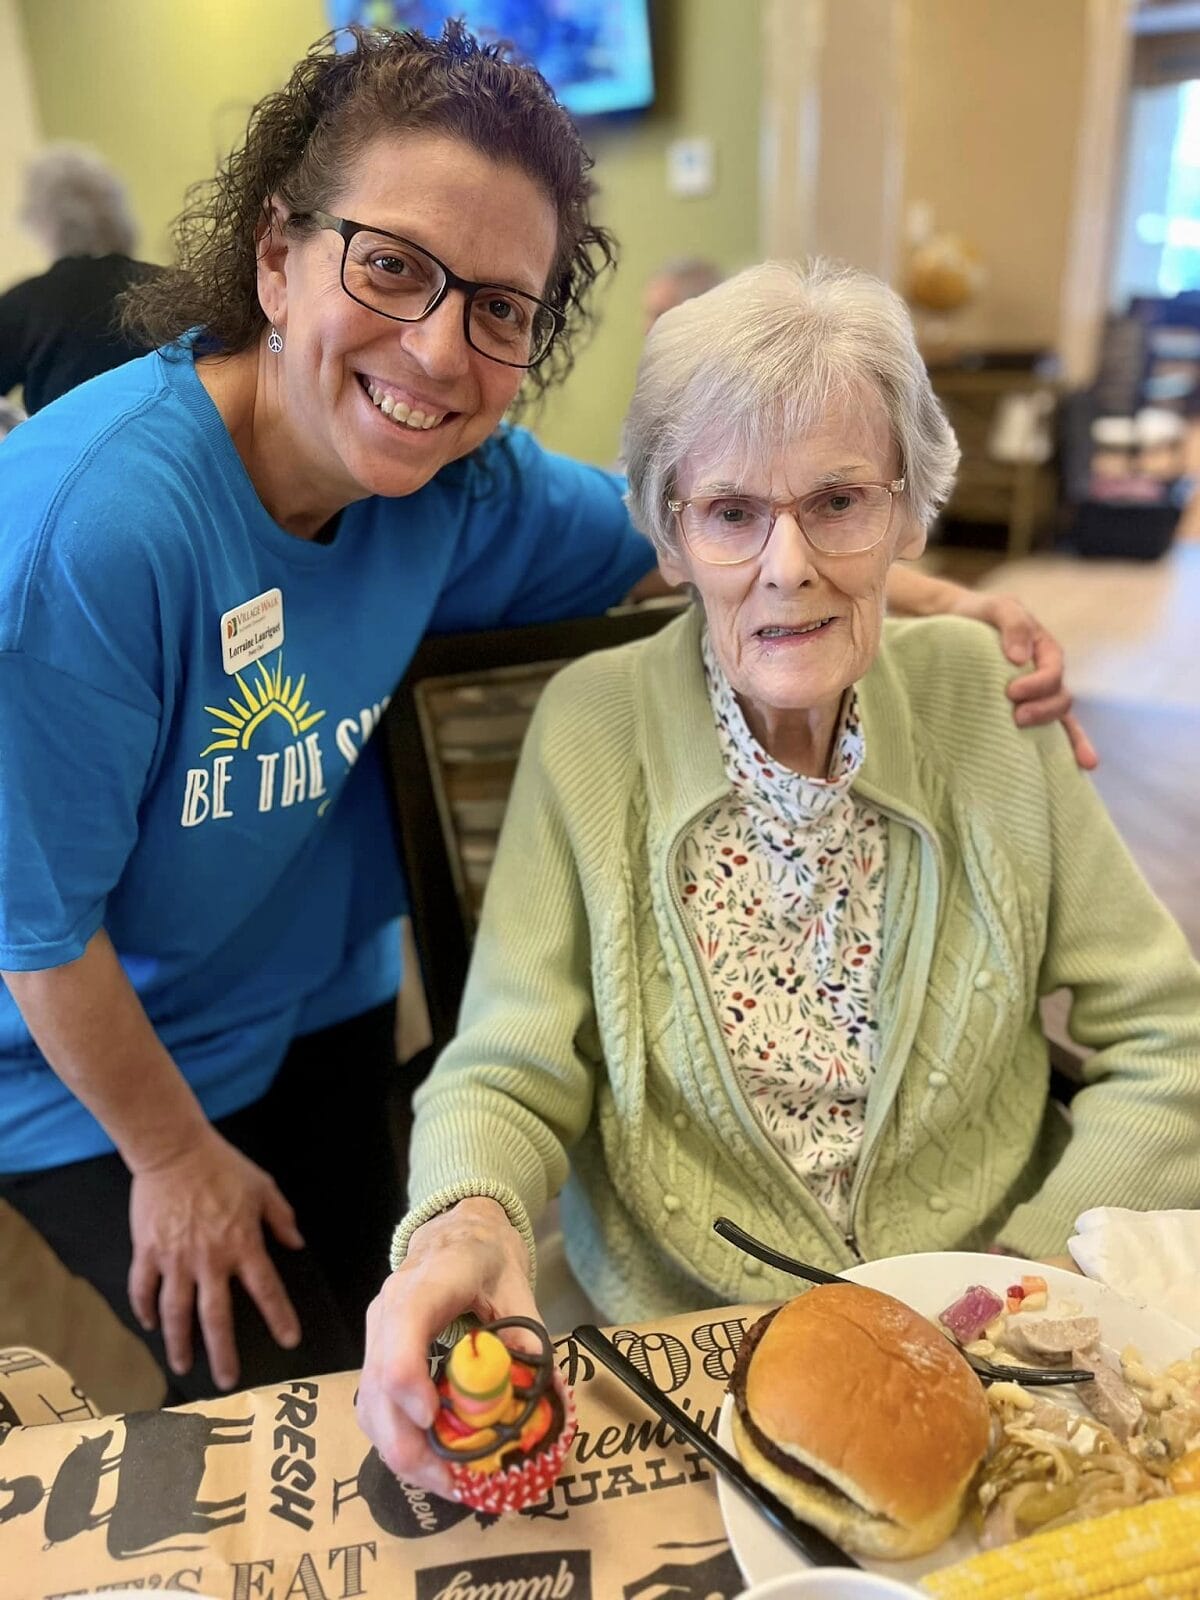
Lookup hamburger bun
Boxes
[729,1283,990,1559]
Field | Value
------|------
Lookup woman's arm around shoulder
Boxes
[429,426,656,631]
[884,563,1097,769]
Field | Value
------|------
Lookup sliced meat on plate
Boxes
[1072,1345,1144,1442]
[1003,1316,1101,1362]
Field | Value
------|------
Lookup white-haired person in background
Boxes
[0,143,157,414]
[641,254,724,332]
[357,259,1200,1494]
[0,398,25,439]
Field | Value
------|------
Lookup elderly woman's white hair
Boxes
[623,258,960,556]
[19,144,138,261]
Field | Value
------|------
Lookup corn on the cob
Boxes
[921,1494,1200,1599]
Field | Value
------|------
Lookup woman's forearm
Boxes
[884,564,964,617]
[2,929,210,1172]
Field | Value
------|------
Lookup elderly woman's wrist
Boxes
[409,1195,525,1258]
[412,1194,506,1234]
[449,1195,515,1230]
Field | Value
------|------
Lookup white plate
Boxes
[717,1250,1199,1588]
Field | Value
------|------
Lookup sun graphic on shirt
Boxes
[199,652,326,758]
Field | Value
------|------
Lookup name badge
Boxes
[220,588,284,675]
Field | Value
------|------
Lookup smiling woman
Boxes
[0,22,645,1403]
[205,130,562,529]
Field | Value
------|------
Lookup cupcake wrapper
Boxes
[446,1371,577,1515]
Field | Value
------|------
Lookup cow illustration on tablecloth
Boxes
[0,1409,251,1559]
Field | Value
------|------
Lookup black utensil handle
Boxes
[994,1368,1093,1387]
[572,1323,860,1571]
[712,1218,1091,1388]
[712,1216,846,1285]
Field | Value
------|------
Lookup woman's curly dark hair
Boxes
[121,20,615,401]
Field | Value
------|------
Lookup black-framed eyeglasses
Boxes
[299,209,565,370]
[667,478,907,564]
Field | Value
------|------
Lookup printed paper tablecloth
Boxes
[0,1305,762,1600]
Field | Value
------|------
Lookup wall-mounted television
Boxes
[326,1,654,118]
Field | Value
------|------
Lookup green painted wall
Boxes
[532,0,764,463]
[16,0,329,259]
[17,0,761,464]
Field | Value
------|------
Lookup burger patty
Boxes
[728,1307,853,1501]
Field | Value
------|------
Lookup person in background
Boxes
[641,255,723,332]
[0,26,1084,1404]
[358,261,1198,1495]
[0,398,24,439]
[0,144,159,414]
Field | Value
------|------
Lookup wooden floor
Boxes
[977,545,1200,956]
[965,543,1200,1062]
[1071,698,1200,952]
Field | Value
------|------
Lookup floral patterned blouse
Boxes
[676,632,888,1233]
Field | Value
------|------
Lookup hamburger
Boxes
[729,1282,991,1558]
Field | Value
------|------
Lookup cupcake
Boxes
[427,1316,576,1514]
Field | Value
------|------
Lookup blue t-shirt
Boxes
[0,347,653,1170]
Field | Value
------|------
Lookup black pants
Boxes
[1,1002,406,1402]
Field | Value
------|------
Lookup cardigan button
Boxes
[927,1069,949,1089]
[973,969,994,990]
[743,1257,762,1275]
[673,1111,689,1131]
[928,1194,951,1213]
[663,1193,681,1213]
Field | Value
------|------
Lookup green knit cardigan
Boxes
[394,608,1200,1323]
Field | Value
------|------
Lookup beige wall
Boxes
[1059,0,1134,385]
[0,0,44,291]
[759,0,1123,370]
[761,0,907,278]
[902,0,1092,351]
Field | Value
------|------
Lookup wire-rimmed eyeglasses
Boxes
[666,478,907,564]
[298,209,565,370]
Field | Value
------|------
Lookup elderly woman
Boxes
[357,259,1200,1491]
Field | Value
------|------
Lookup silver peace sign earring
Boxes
[267,324,284,354]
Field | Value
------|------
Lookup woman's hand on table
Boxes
[127,1126,304,1391]
[357,1196,541,1497]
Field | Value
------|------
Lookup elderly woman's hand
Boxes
[355,1196,542,1497]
